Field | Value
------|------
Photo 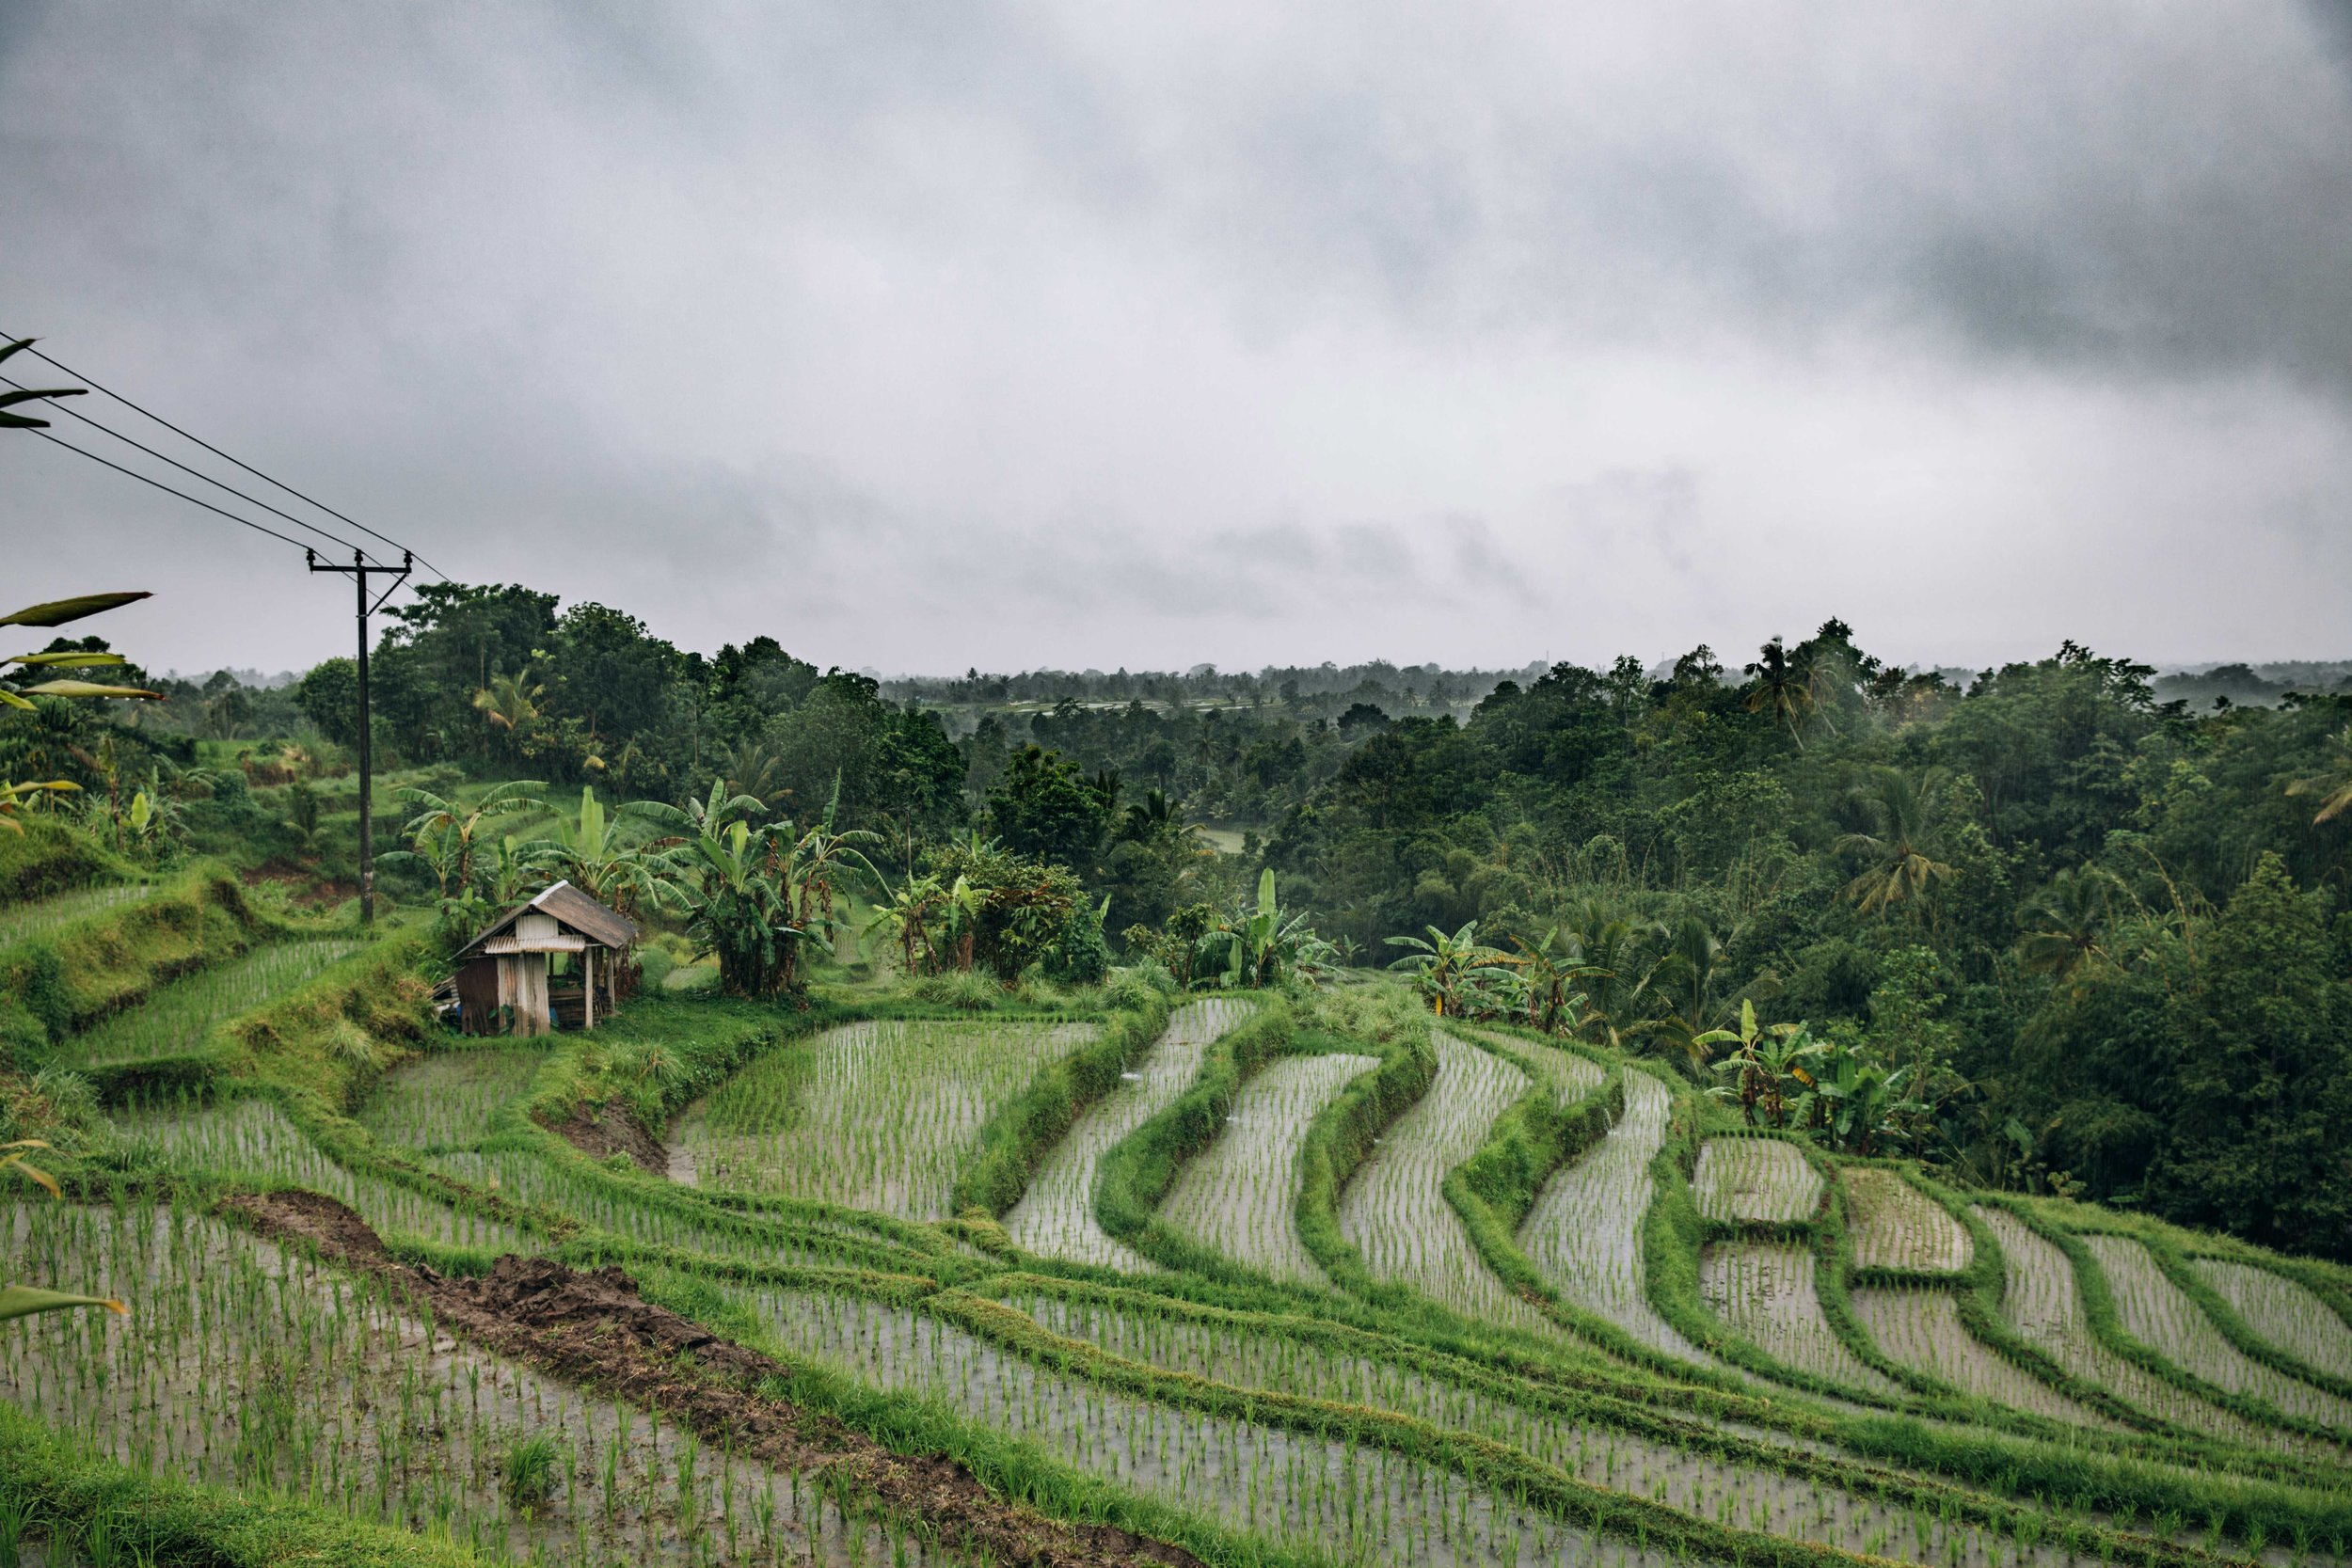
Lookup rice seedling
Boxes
[423,1147,917,1271]
[668,1019,1099,1217]
[1338,1028,1556,1336]
[1519,1070,1721,1369]
[115,1095,529,1252]
[1847,1287,2117,1427]
[1691,1139,1821,1226]
[752,1284,1687,1568]
[358,1046,548,1152]
[54,940,359,1067]
[1004,998,1252,1270]
[1003,1291,2090,1568]
[2190,1259,2352,1381]
[1467,1028,1605,1104]
[1698,1243,1901,1397]
[1971,1207,2336,1460]
[0,883,150,952]
[0,1202,962,1567]
[2081,1233,2352,1433]
[503,1431,564,1510]
[1843,1169,1971,1275]
[1156,1051,1378,1286]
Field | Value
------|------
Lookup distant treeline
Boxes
[9,584,2352,1256]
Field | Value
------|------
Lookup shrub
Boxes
[913,971,998,1012]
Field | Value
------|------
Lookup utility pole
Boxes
[309,548,411,924]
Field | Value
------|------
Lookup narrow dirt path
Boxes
[222,1188,1203,1568]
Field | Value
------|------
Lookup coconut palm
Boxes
[471,672,544,754]
[2287,725,2352,825]
[1742,639,1813,749]
[715,737,791,811]
[1633,915,1738,1071]
[2016,867,2118,982]
[1836,768,1954,915]
[386,780,548,899]
[1558,903,1665,1052]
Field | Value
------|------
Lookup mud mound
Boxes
[226,1190,1200,1568]
[548,1100,668,1173]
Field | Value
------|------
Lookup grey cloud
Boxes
[2,2,2347,675]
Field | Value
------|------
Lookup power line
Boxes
[3,373,376,563]
[0,332,449,580]
[25,428,326,555]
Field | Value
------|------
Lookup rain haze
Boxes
[4,2,2349,675]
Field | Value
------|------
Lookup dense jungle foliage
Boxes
[8,585,2350,1256]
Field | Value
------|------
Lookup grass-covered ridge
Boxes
[8,945,2352,1568]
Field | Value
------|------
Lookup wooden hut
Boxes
[451,881,639,1037]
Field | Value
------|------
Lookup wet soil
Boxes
[548,1099,669,1174]
[224,1188,1203,1568]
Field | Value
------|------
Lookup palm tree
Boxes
[1557,903,1664,1051]
[2015,866,2117,982]
[386,779,548,899]
[1836,768,1954,915]
[2287,725,2352,825]
[1385,920,1515,1016]
[1634,915,1735,1071]
[471,672,544,753]
[1742,639,1813,749]
[715,737,791,811]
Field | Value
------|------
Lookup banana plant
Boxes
[1811,1040,1924,1155]
[527,785,682,918]
[1701,1000,1825,1129]
[1510,927,1595,1034]
[938,874,985,973]
[0,779,77,835]
[388,780,548,898]
[1384,919,1515,1015]
[0,338,86,429]
[633,784,800,995]
[0,592,161,708]
[1199,869,1327,990]
[0,1140,126,1323]
[865,875,947,974]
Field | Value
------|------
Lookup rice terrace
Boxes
[8,6,2352,1566]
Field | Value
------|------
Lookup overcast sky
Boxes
[5,3,2349,679]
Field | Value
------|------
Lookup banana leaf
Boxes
[0,592,152,628]
[0,1285,127,1323]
